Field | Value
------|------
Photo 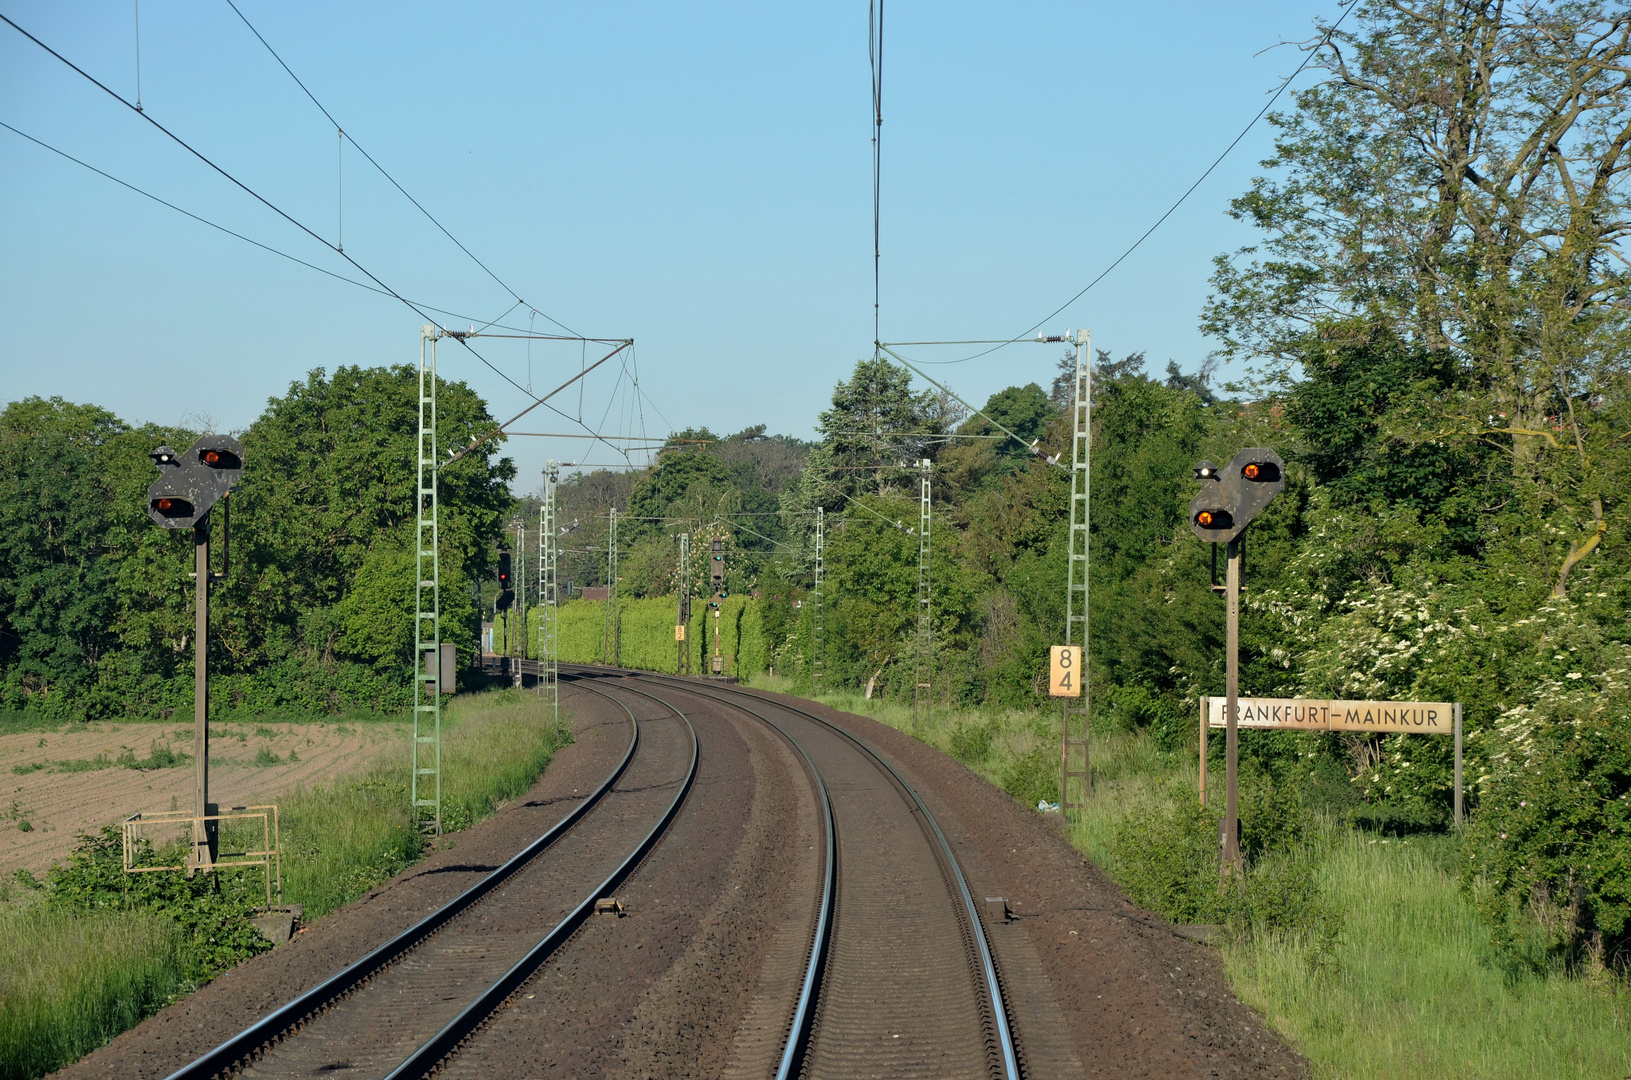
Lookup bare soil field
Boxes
[0,719,405,881]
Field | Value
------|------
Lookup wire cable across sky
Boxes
[922,0,1357,366]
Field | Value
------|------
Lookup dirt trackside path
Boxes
[744,687,1308,1080]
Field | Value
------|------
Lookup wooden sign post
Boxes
[1200,697,1465,825]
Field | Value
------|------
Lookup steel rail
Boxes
[600,667,1020,1080]
[382,683,698,1079]
[164,680,639,1080]
[604,674,838,1080]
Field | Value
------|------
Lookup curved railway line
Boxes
[164,678,696,1080]
[162,666,1025,1080]
[605,669,1022,1080]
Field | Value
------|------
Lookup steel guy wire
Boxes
[221,0,580,337]
[0,117,548,336]
[921,0,1358,366]
[1,17,637,464]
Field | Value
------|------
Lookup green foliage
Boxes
[46,827,273,984]
[0,367,510,720]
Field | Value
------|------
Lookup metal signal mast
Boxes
[1063,329,1092,815]
[538,462,559,717]
[413,325,443,835]
[812,506,825,688]
[912,458,932,731]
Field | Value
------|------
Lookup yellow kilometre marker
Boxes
[675,625,687,641]
[1049,645,1081,698]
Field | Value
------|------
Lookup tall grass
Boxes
[0,902,185,1080]
[0,689,569,1079]
[768,679,1631,1080]
[1227,833,1631,1080]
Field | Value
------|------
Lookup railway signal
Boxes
[1190,447,1285,883]
[496,552,513,612]
[144,434,245,874]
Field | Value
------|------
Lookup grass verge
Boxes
[757,677,1631,1080]
[0,689,569,1080]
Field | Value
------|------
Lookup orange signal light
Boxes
[1243,463,1259,479]
[157,498,174,512]
[204,450,220,464]
[1196,511,1214,526]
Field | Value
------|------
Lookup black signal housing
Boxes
[145,435,245,529]
[1187,447,1285,544]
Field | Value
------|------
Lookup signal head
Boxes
[151,496,194,519]
[1241,459,1281,483]
[144,435,245,528]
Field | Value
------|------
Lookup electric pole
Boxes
[677,533,692,675]
[603,505,619,666]
[812,506,824,689]
[710,537,725,675]
[539,462,559,717]
[1063,329,1092,814]
[512,519,525,688]
[912,458,932,731]
[413,327,443,834]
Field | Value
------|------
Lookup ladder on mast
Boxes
[912,459,932,731]
[412,326,442,835]
[1064,330,1093,814]
[539,462,559,719]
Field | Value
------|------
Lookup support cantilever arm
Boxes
[446,340,632,466]
[878,345,1069,473]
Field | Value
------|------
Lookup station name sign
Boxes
[1204,697,1454,734]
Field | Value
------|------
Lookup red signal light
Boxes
[151,496,194,518]
[204,450,220,464]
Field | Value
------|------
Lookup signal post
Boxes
[146,436,245,871]
[1189,448,1285,882]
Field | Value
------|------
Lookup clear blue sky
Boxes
[1,2,1336,492]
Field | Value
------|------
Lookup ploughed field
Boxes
[0,720,400,881]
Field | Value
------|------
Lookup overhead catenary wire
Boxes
[925,0,1358,366]
[0,118,557,335]
[869,0,884,355]
[220,0,579,337]
[0,15,642,466]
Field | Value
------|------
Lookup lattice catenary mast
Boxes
[603,506,620,666]
[1063,329,1092,813]
[676,532,692,675]
[538,462,559,719]
[912,458,932,731]
[412,326,443,835]
[812,506,825,688]
[512,519,525,687]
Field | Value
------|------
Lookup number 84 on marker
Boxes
[1049,646,1082,698]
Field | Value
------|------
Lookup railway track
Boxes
[565,665,1021,1080]
[163,678,696,1080]
[168,665,1020,1079]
